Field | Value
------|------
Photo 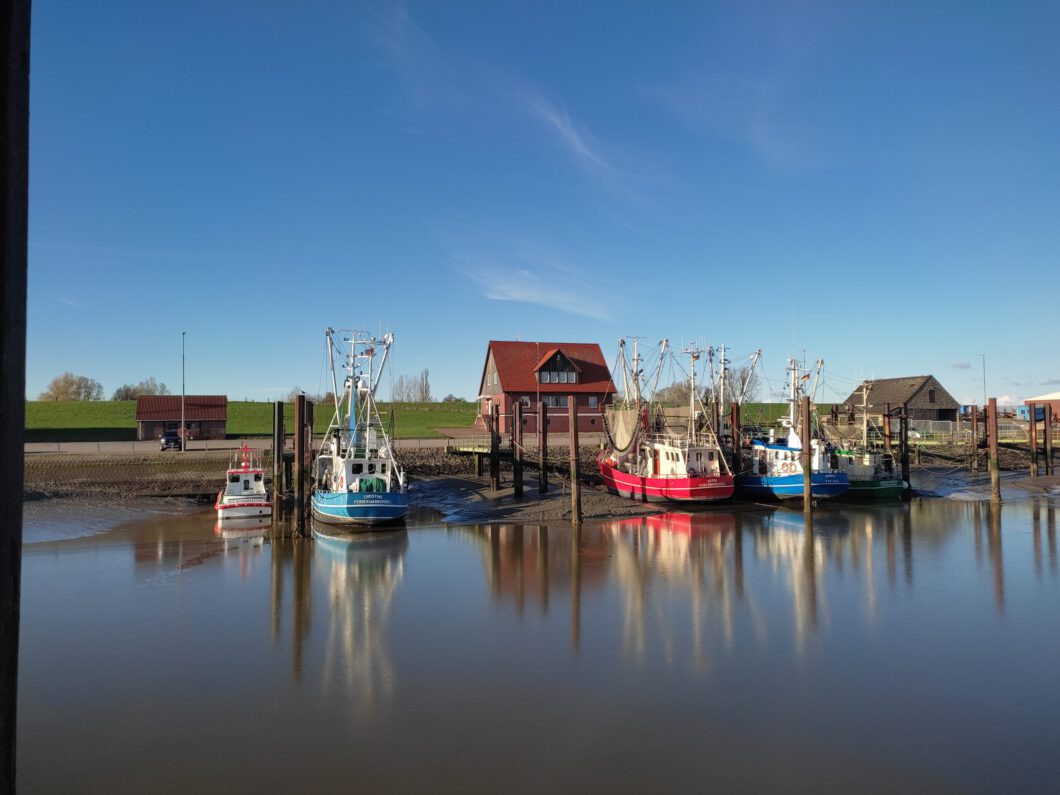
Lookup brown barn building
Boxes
[841,375,959,422]
[135,395,228,441]
[477,341,617,435]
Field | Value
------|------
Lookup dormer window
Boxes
[536,350,579,385]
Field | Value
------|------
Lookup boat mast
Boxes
[788,357,799,432]
[862,380,871,447]
[631,337,642,407]
[718,344,727,435]
[684,345,701,439]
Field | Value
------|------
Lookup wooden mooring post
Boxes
[1044,409,1054,477]
[899,403,911,489]
[800,396,812,521]
[272,400,285,495]
[883,403,892,455]
[1029,402,1039,477]
[538,399,548,493]
[971,404,980,473]
[568,397,582,526]
[513,401,524,497]
[987,398,1001,505]
[294,394,307,535]
[489,403,500,491]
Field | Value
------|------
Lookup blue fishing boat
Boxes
[735,357,849,501]
[311,328,409,527]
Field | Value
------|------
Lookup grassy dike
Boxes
[25,399,478,442]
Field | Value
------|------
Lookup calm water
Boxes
[17,495,1060,793]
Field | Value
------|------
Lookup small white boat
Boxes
[215,444,272,520]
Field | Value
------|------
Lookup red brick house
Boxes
[477,341,617,435]
[135,395,228,441]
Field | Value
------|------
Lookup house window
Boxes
[588,396,598,409]
[929,389,936,403]
[520,396,530,406]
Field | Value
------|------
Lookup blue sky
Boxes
[28,1,1060,407]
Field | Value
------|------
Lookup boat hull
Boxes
[599,459,734,503]
[311,490,408,526]
[841,478,904,500]
[215,492,272,520]
[735,472,849,500]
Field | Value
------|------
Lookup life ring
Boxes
[780,461,796,474]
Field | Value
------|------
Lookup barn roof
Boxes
[1026,391,1060,403]
[135,395,228,421]
[484,341,616,395]
[842,376,959,410]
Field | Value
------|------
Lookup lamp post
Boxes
[182,331,186,452]
[979,353,986,407]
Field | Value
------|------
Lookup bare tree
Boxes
[416,368,432,403]
[392,370,431,402]
[111,377,170,400]
[391,375,415,402]
[39,372,103,401]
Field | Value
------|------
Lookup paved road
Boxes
[24,434,606,455]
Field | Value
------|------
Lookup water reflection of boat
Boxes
[312,520,407,713]
[213,514,271,546]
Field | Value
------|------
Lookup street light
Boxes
[979,353,986,407]
[182,331,186,452]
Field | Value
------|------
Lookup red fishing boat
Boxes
[599,339,734,504]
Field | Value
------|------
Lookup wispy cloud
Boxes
[520,91,614,176]
[458,247,609,320]
[952,361,972,369]
[54,295,79,308]
[1041,378,1060,386]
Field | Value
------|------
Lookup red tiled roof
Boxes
[484,341,616,395]
[135,395,228,422]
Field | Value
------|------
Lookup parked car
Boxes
[160,430,184,451]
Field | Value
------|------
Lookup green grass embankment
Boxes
[25,400,478,441]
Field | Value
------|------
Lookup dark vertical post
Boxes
[513,401,524,497]
[1045,407,1054,477]
[538,399,548,493]
[971,405,980,472]
[988,398,1001,505]
[1,2,30,787]
[883,403,892,454]
[294,394,306,534]
[800,396,812,520]
[272,401,285,498]
[730,402,741,475]
[489,403,500,491]
[568,396,582,526]
[900,403,911,489]
[1029,403,1039,477]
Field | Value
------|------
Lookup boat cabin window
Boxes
[254,473,262,482]
[368,464,376,473]
[243,479,250,490]
[696,453,701,462]
[229,475,239,483]
[380,463,387,474]
[352,463,363,474]
[708,451,714,461]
